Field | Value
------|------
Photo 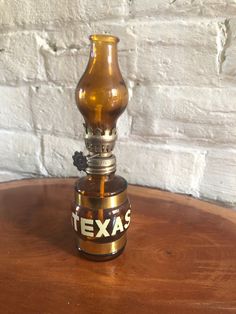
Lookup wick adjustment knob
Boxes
[72,151,88,172]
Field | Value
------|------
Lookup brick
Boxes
[115,141,205,195]
[31,86,84,138]
[137,42,215,88]
[129,86,236,144]
[0,131,41,173]
[0,0,128,29]
[0,32,45,83]
[0,86,33,131]
[0,0,82,28]
[200,149,236,203]
[132,0,236,18]
[127,21,218,86]
[132,0,200,17]
[43,47,88,86]
[157,87,236,124]
[43,134,83,177]
[201,1,236,17]
[129,20,216,49]
[82,0,129,21]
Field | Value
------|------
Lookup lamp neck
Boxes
[87,40,119,75]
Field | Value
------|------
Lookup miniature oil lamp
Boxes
[72,34,131,261]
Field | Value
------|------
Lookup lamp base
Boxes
[71,175,131,262]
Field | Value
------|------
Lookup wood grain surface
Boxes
[0,178,236,314]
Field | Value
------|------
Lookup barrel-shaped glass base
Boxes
[71,174,131,261]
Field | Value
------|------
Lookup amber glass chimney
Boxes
[72,34,131,261]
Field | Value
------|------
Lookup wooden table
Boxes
[0,178,236,314]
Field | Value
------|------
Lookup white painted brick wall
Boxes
[0,131,42,174]
[42,134,84,177]
[0,0,235,206]
[0,32,46,83]
[200,149,236,203]
[0,86,33,130]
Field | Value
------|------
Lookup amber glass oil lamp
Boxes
[71,34,131,261]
